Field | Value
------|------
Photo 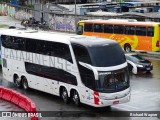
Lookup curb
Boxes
[0,87,38,120]
[132,51,160,59]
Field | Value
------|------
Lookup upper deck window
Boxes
[72,44,91,64]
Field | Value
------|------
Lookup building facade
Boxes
[26,0,97,5]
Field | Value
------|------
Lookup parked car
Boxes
[125,53,153,74]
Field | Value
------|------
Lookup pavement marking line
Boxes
[112,106,132,111]
[115,104,140,110]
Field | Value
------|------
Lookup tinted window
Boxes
[147,27,154,37]
[2,36,73,63]
[98,67,129,93]
[72,44,91,64]
[2,35,12,48]
[35,40,46,54]
[26,39,73,63]
[114,25,124,34]
[89,44,126,67]
[25,62,77,85]
[26,38,37,52]
[84,23,93,32]
[13,37,25,50]
[72,44,95,89]
[136,26,146,36]
[94,24,103,32]
[127,54,144,62]
[104,24,113,33]
[125,26,135,35]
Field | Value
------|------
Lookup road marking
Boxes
[114,104,139,111]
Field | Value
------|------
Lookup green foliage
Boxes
[0,24,9,28]
[25,4,34,8]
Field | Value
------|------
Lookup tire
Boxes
[61,88,70,104]
[14,75,21,88]
[22,77,29,90]
[72,90,80,107]
[146,70,151,73]
[124,44,131,52]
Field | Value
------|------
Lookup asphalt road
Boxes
[0,57,160,120]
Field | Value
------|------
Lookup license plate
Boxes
[146,68,151,70]
[113,100,119,104]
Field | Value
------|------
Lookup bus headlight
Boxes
[98,101,103,105]
[136,64,143,67]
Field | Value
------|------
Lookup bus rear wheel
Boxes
[22,77,29,90]
[72,90,80,107]
[124,44,131,52]
[14,75,21,88]
[61,87,70,104]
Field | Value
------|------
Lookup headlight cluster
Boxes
[136,64,143,67]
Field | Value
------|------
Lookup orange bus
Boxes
[77,19,160,52]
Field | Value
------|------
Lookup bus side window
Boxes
[72,44,95,89]
[1,35,7,48]
[94,24,103,33]
[125,26,135,35]
[136,26,147,36]
[77,25,83,35]
[13,37,25,51]
[114,25,124,34]
[2,36,12,49]
[84,23,93,32]
[50,42,73,63]
[104,24,113,33]
[147,27,154,37]
[36,40,46,54]
[72,45,91,64]
[25,38,36,52]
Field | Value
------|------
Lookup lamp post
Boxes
[75,0,77,15]
[75,0,77,32]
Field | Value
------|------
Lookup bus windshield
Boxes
[88,44,126,67]
[97,67,129,93]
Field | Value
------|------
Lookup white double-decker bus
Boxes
[0,29,130,107]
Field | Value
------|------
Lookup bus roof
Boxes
[79,19,160,26]
[0,29,117,47]
[70,36,117,47]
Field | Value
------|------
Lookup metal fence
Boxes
[1,3,160,33]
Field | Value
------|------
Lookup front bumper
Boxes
[137,66,153,72]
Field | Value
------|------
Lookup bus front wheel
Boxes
[22,77,29,90]
[124,44,131,52]
[61,87,70,104]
